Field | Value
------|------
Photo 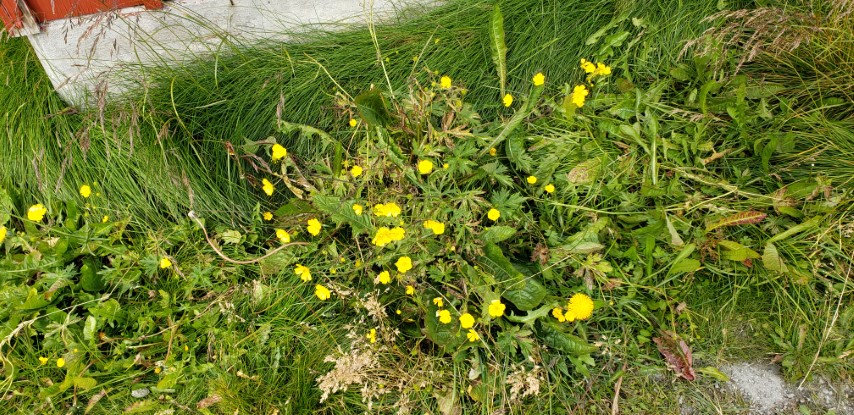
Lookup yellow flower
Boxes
[307,218,322,236]
[377,271,391,285]
[466,329,480,342]
[488,299,506,318]
[352,204,364,215]
[487,208,500,221]
[275,228,291,243]
[159,257,172,269]
[432,297,444,307]
[594,62,612,77]
[406,285,415,295]
[271,144,288,161]
[459,313,475,329]
[532,72,545,86]
[422,220,445,235]
[440,75,452,89]
[101,215,109,223]
[56,358,65,368]
[580,58,596,74]
[442,163,449,169]
[489,147,497,156]
[367,328,377,344]
[263,211,273,221]
[571,84,589,108]
[0,225,6,244]
[503,93,513,107]
[349,118,358,127]
[437,309,452,324]
[350,165,363,178]
[27,204,47,222]
[294,264,311,282]
[395,256,413,273]
[373,202,402,218]
[79,184,92,198]
[38,356,48,365]
[544,184,555,194]
[315,284,331,300]
[262,179,275,196]
[417,160,434,175]
[552,307,566,322]
[527,175,537,185]
[565,293,594,322]
[371,226,406,247]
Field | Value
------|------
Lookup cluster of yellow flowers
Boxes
[571,59,611,109]
[432,296,481,342]
[422,220,445,235]
[372,226,405,247]
[552,293,595,322]
[373,202,402,217]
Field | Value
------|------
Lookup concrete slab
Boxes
[25,0,416,107]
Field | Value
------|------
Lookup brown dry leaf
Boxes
[653,330,696,381]
[197,394,222,409]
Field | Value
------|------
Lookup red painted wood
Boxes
[24,0,162,22]
[1,0,25,32]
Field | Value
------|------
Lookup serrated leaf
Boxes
[221,230,242,245]
[488,3,507,98]
[355,88,391,127]
[706,211,767,232]
[506,136,533,172]
[762,242,788,273]
[481,226,516,243]
[312,195,372,235]
[536,321,597,356]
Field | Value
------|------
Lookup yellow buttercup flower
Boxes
[488,299,506,318]
[350,165,363,178]
[367,328,377,344]
[159,257,172,269]
[417,160,434,175]
[56,358,65,368]
[532,72,545,86]
[294,264,311,282]
[544,184,555,194]
[564,293,594,322]
[432,297,444,307]
[377,271,391,285]
[437,309,452,324]
[571,84,589,108]
[443,163,449,169]
[373,202,402,218]
[315,284,331,300]
[594,62,612,77]
[101,215,109,223]
[466,329,480,342]
[27,204,47,222]
[527,175,537,185]
[395,256,413,273]
[271,144,288,161]
[79,184,92,198]
[263,211,273,221]
[275,228,291,243]
[352,203,364,215]
[422,220,445,235]
[349,118,358,127]
[580,58,596,74]
[406,285,415,295]
[0,225,6,244]
[307,218,322,236]
[487,208,500,221]
[262,179,275,196]
[503,93,513,107]
[38,356,48,365]
[459,313,475,329]
[440,75,452,89]
[489,147,497,157]
[372,226,405,247]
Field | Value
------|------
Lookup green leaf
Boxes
[312,195,372,235]
[0,188,13,224]
[18,287,51,311]
[221,230,242,245]
[705,211,767,232]
[668,259,702,276]
[536,321,597,356]
[355,88,391,127]
[274,198,315,218]
[506,135,533,172]
[503,276,546,311]
[698,366,730,382]
[488,3,507,98]
[73,377,98,390]
[480,243,522,284]
[83,315,97,342]
[425,303,463,351]
[481,226,516,243]
[80,258,105,292]
[762,243,788,273]
[766,216,821,244]
[718,240,761,262]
